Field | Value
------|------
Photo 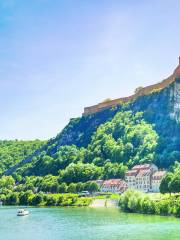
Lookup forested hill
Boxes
[0,140,46,175]
[3,66,180,179]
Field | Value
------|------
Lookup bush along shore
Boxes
[119,189,180,218]
[0,192,92,207]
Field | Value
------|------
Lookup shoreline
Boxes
[1,204,180,219]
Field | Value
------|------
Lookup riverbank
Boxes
[0,192,119,208]
[0,192,120,208]
[1,190,180,218]
[89,199,118,208]
[119,189,180,218]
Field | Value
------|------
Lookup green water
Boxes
[0,206,179,240]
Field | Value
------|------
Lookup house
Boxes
[135,169,151,192]
[100,179,128,193]
[125,163,161,192]
[125,170,138,189]
[151,171,166,192]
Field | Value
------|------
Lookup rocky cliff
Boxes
[84,58,180,120]
[4,58,180,176]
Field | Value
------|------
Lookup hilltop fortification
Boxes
[83,58,180,116]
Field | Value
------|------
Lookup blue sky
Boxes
[0,0,180,140]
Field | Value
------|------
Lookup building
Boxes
[125,163,164,192]
[100,179,128,193]
[135,169,151,192]
[124,170,138,189]
[152,171,166,192]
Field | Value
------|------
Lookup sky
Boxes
[0,0,180,140]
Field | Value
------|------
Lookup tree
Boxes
[160,173,174,194]
[19,190,33,205]
[0,140,45,174]
[0,176,15,190]
[103,162,127,179]
[45,196,57,206]
[85,182,99,193]
[67,183,76,193]
[58,183,67,193]
[59,162,101,183]
[76,182,84,192]
[31,193,44,206]
[6,192,19,205]
[169,173,180,193]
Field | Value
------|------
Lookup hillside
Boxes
[0,140,46,175]
[2,59,180,179]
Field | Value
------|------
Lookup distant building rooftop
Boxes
[132,164,151,170]
[152,171,166,180]
[125,170,138,177]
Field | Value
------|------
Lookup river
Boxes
[0,206,179,240]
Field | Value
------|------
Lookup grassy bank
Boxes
[0,192,92,207]
[119,189,180,218]
[0,192,121,207]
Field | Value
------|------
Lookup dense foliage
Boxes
[10,111,158,185]
[1,191,91,207]
[119,189,180,217]
[4,83,180,179]
[0,175,97,206]
[1,80,180,210]
[160,162,180,194]
[85,111,158,167]
[0,140,46,175]
[0,175,99,195]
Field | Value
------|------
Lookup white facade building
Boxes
[125,170,138,189]
[135,169,151,192]
[125,164,164,192]
[152,171,166,192]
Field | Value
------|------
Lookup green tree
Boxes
[67,183,77,193]
[160,173,174,194]
[85,182,99,193]
[31,193,44,206]
[169,172,180,193]
[6,192,19,205]
[58,183,67,193]
[19,190,33,205]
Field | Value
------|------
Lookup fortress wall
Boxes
[134,75,174,97]
[83,73,176,116]
[83,95,135,115]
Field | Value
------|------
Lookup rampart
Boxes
[83,59,180,116]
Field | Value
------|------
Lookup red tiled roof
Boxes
[132,164,151,170]
[125,170,138,176]
[136,169,151,177]
[102,179,127,187]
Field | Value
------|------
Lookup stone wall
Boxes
[83,62,180,116]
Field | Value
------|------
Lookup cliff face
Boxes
[170,77,180,122]
[50,76,180,154]
[4,59,180,176]
[37,60,180,151]
[84,59,180,117]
